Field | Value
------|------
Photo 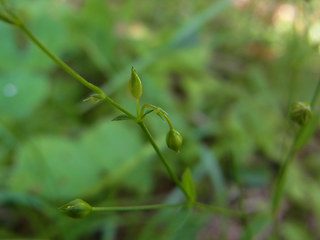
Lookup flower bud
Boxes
[166,129,183,152]
[290,101,312,126]
[130,67,143,99]
[59,199,92,219]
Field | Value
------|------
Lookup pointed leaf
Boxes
[142,109,154,118]
[112,114,132,121]
[182,168,196,202]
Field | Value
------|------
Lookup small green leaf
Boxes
[142,109,154,118]
[112,114,132,121]
[83,94,104,104]
[181,168,196,203]
[157,112,165,121]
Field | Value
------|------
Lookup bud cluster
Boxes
[290,101,312,126]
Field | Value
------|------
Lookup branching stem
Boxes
[137,121,189,199]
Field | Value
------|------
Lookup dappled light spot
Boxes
[3,83,18,97]
[308,22,320,44]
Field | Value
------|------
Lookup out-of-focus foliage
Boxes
[1,0,320,239]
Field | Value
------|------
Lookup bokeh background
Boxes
[1,0,320,239]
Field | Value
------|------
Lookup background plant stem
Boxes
[272,78,320,215]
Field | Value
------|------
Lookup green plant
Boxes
[2,1,320,239]
[0,0,247,220]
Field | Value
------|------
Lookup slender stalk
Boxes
[136,99,140,118]
[141,104,173,129]
[162,112,173,130]
[272,78,320,215]
[194,202,248,217]
[17,23,135,119]
[18,24,104,96]
[92,202,185,212]
[137,121,189,199]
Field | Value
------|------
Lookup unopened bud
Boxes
[290,101,312,126]
[166,129,183,152]
[59,199,92,219]
[130,67,142,99]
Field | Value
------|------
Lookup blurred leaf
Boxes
[143,109,154,118]
[281,221,313,240]
[0,71,49,120]
[8,120,147,200]
[199,146,226,205]
[181,168,196,203]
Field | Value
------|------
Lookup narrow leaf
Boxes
[182,168,196,202]
[112,114,132,121]
[142,109,154,118]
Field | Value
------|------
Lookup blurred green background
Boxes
[1,0,320,239]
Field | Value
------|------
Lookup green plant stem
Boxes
[16,18,187,199]
[136,99,140,118]
[141,104,173,129]
[194,202,248,217]
[92,202,185,212]
[18,24,104,96]
[232,154,253,237]
[137,121,189,199]
[17,23,135,119]
[272,78,320,215]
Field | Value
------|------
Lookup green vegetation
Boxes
[1,0,320,239]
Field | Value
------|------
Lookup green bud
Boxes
[290,101,313,126]
[130,67,142,99]
[166,129,183,152]
[59,199,92,219]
